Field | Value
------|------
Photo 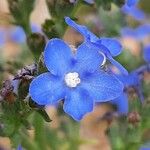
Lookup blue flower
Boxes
[126,0,139,7]
[140,146,150,150]
[110,71,144,114]
[10,24,41,43]
[121,24,150,40]
[29,38,123,121]
[0,28,6,47]
[10,26,26,43]
[143,45,150,63]
[65,17,128,75]
[17,145,22,150]
[110,93,128,115]
[121,1,145,21]
[84,0,94,4]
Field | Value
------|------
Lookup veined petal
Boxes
[100,38,122,56]
[63,87,93,121]
[44,38,73,75]
[29,72,65,105]
[81,71,124,102]
[74,43,104,75]
[65,17,98,42]
[107,55,128,75]
[110,93,128,115]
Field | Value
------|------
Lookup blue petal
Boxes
[126,0,139,7]
[31,24,42,33]
[143,45,150,63]
[110,93,128,115]
[74,43,104,75]
[81,71,124,102]
[84,0,94,4]
[0,28,5,47]
[107,55,128,75]
[121,27,136,38]
[44,38,73,76]
[117,72,139,87]
[63,87,93,121]
[10,26,26,43]
[100,38,122,56]
[122,5,145,21]
[17,145,22,150]
[29,72,65,105]
[121,25,150,40]
[136,24,150,39]
[65,17,99,42]
[140,146,150,150]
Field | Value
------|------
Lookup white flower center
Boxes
[65,72,81,88]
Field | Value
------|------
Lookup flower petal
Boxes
[44,38,73,75]
[65,17,98,42]
[81,71,124,102]
[121,5,145,21]
[117,72,138,87]
[107,55,128,75]
[100,38,122,56]
[0,28,5,47]
[126,0,139,7]
[143,45,150,63]
[29,72,65,105]
[74,43,104,75]
[63,87,93,121]
[84,0,94,4]
[110,93,128,115]
[10,26,26,43]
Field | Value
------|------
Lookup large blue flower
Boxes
[65,17,128,75]
[29,38,123,121]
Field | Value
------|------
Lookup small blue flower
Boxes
[10,24,41,43]
[110,93,128,115]
[65,17,128,75]
[121,24,150,40]
[126,0,139,7]
[121,2,145,21]
[110,70,144,114]
[84,0,94,4]
[0,28,6,47]
[121,27,136,38]
[17,145,22,150]
[140,147,150,150]
[29,38,123,121]
[143,45,150,63]
[10,26,26,43]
